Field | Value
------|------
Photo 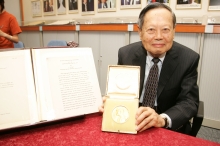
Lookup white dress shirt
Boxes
[139,51,172,128]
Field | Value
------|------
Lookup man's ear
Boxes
[137,26,142,40]
[172,27,175,40]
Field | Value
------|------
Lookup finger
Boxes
[136,108,158,132]
[98,96,109,113]
[135,106,146,118]
[135,107,151,124]
[138,111,160,132]
[103,96,107,103]
[98,105,104,113]
[139,119,156,132]
[136,114,153,132]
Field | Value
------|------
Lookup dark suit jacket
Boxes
[88,0,94,11]
[121,0,129,5]
[156,0,164,3]
[121,0,140,5]
[98,3,108,9]
[82,0,94,12]
[118,41,199,131]
[177,0,189,4]
[69,1,78,10]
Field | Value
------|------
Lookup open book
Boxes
[0,47,102,130]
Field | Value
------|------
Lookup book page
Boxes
[32,48,102,121]
[0,49,38,130]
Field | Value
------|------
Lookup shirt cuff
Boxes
[160,113,172,128]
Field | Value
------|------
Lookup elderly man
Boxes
[99,2,199,135]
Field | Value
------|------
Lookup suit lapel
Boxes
[157,47,178,98]
[130,43,178,98]
[132,45,146,96]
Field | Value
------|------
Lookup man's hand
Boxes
[98,96,108,113]
[135,107,165,132]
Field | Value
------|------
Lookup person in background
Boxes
[87,0,94,11]
[121,0,129,5]
[98,0,108,9]
[177,0,189,4]
[106,0,115,8]
[49,1,54,11]
[44,0,53,12]
[0,0,22,49]
[82,0,94,12]
[99,2,199,135]
[82,0,88,12]
[69,0,78,10]
[57,0,66,13]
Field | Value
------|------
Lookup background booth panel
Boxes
[79,31,126,95]
[174,33,200,53]
[79,31,100,74]
[199,34,220,129]
[19,31,42,48]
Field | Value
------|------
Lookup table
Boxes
[0,114,219,146]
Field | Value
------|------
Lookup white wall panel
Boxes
[199,34,220,128]
[79,31,126,95]
[99,32,126,95]
[18,31,41,48]
[174,33,200,53]
[79,31,100,88]
[130,32,140,44]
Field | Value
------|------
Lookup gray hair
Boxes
[137,2,176,30]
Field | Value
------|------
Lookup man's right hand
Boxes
[98,96,108,113]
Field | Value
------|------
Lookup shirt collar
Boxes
[146,51,166,65]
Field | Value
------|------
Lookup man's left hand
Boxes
[135,107,165,132]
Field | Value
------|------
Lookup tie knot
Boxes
[152,58,160,64]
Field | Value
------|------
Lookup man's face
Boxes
[138,8,175,57]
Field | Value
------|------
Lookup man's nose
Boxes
[155,30,163,39]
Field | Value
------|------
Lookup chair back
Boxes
[14,41,24,48]
[190,101,204,136]
[47,40,67,47]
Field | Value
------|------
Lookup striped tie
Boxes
[142,58,160,108]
